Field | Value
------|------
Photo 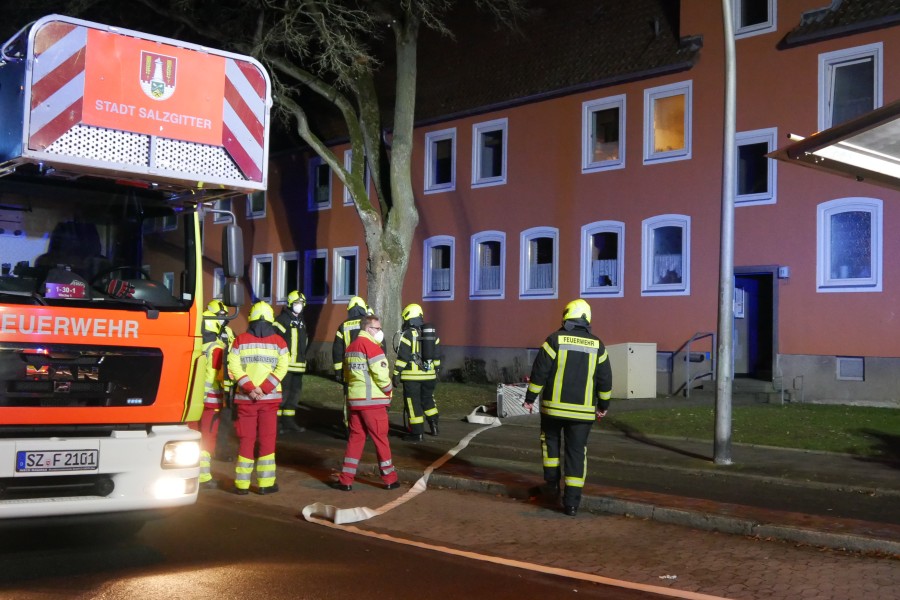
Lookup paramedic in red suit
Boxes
[333,315,400,491]
[227,301,288,495]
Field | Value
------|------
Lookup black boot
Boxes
[428,418,439,436]
[281,415,305,433]
[404,433,424,443]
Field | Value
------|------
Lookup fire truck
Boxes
[0,15,270,523]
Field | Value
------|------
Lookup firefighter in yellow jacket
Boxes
[274,290,308,434]
[194,307,228,490]
[523,299,613,517]
[393,303,442,442]
[227,301,289,495]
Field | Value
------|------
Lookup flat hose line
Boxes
[301,411,732,600]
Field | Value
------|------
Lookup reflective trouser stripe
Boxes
[342,456,359,475]
[540,431,560,468]
[256,453,276,488]
[282,408,296,417]
[235,456,254,490]
[380,459,395,476]
[199,450,212,483]
[565,452,588,488]
[424,407,438,417]
[407,396,424,424]
[276,409,283,416]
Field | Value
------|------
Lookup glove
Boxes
[107,279,135,299]
[392,374,401,388]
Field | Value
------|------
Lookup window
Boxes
[277,251,300,305]
[519,227,558,299]
[644,81,692,164]
[642,215,690,296]
[212,268,225,300]
[212,198,232,224]
[423,236,454,300]
[472,118,507,187]
[424,128,456,193]
[251,253,273,302]
[836,357,864,381]
[817,198,882,293]
[333,246,359,303]
[343,149,371,206]
[733,0,776,38]
[735,127,777,206]
[582,95,625,173]
[580,221,624,297]
[470,231,506,299]
[304,249,328,303]
[819,43,882,131]
[308,157,332,210]
[163,272,175,293]
[246,191,266,220]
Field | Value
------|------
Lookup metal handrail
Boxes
[669,332,716,398]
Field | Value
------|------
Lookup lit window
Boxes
[735,127,777,206]
[423,236,454,300]
[580,221,624,297]
[333,246,359,303]
[817,198,882,293]
[819,43,882,131]
[519,227,558,299]
[304,249,328,303]
[277,252,300,305]
[308,157,332,210]
[424,128,456,193]
[472,119,507,187]
[644,81,692,164]
[582,95,625,173]
[343,149,371,206]
[470,231,505,299]
[733,0,776,38]
[642,215,690,296]
[251,253,273,303]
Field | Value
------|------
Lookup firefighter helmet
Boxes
[563,299,591,324]
[202,309,220,332]
[249,301,274,323]
[287,290,306,305]
[207,299,227,315]
[402,303,424,322]
[347,296,367,312]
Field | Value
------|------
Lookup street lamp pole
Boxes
[715,0,737,465]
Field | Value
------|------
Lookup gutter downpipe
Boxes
[715,0,736,465]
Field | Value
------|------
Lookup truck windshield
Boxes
[0,176,196,310]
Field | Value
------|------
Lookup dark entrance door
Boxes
[734,269,775,381]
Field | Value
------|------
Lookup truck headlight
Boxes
[162,440,201,468]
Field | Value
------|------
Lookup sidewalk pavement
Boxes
[267,392,900,557]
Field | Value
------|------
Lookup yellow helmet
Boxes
[348,296,367,311]
[563,298,591,324]
[249,301,274,323]
[207,299,227,315]
[402,303,424,321]
[202,309,221,332]
[287,290,306,305]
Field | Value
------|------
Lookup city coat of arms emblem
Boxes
[139,51,177,101]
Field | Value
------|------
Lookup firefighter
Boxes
[227,301,289,495]
[194,307,228,490]
[333,314,400,491]
[332,295,370,435]
[207,300,237,461]
[393,303,442,442]
[523,299,612,517]
[274,290,308,434]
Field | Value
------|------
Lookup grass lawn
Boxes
[300,375,900,459]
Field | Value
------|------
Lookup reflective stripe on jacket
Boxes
[345,330,393,409]
[228,330,289,403]
[393,328,442,381]
[275,311,308,373]
[526,326,612,421]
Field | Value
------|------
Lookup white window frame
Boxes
[472,118,508,187]
[816,197,882,293]
[246,191,266,220]
[343,149,371,206]
[643,80,692,165]
[641,215,691,296]
[251,253,274,303]
[424,128,456,194]
[735,127,777,206]
[212,198,232,224]
[212,267,225,300]
[582,94,626,173]
[733,0,776,39]
[304,249,329,304]
[422,235,455,301]
[519,227,559,300]
[818,43,883,132]
[469,231,506,300]
[580,221,625,298]
[308,156,333,211]
[276,251,300,305]
[332,246,360,303]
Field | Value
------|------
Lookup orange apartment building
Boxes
[205,0,900,407]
